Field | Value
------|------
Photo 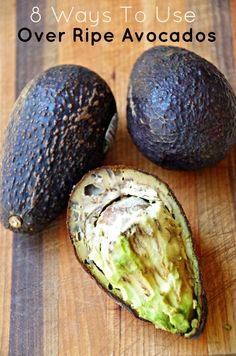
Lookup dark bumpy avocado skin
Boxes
[0,65,117,233]
[127,46,236,170]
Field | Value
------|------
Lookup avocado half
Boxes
[127,46,236,170]
[0,65,117,234]
[67,166,207,337]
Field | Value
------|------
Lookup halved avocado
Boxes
[67,166,207,337]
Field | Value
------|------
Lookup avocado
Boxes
[0,65,117,233]
[67,166,207,337]
[127,46,236,170]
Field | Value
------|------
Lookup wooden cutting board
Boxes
[0,1,236,355]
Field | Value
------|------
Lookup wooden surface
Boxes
[0,1,236,355]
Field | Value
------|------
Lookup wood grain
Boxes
[0,0,236,355]
[0,2,15,355]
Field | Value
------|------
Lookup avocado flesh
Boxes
[87,196,198,334]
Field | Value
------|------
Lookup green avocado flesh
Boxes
[86,196,199,334]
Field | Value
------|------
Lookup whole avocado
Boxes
[127,46,236,170]
[0,65,117,234]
